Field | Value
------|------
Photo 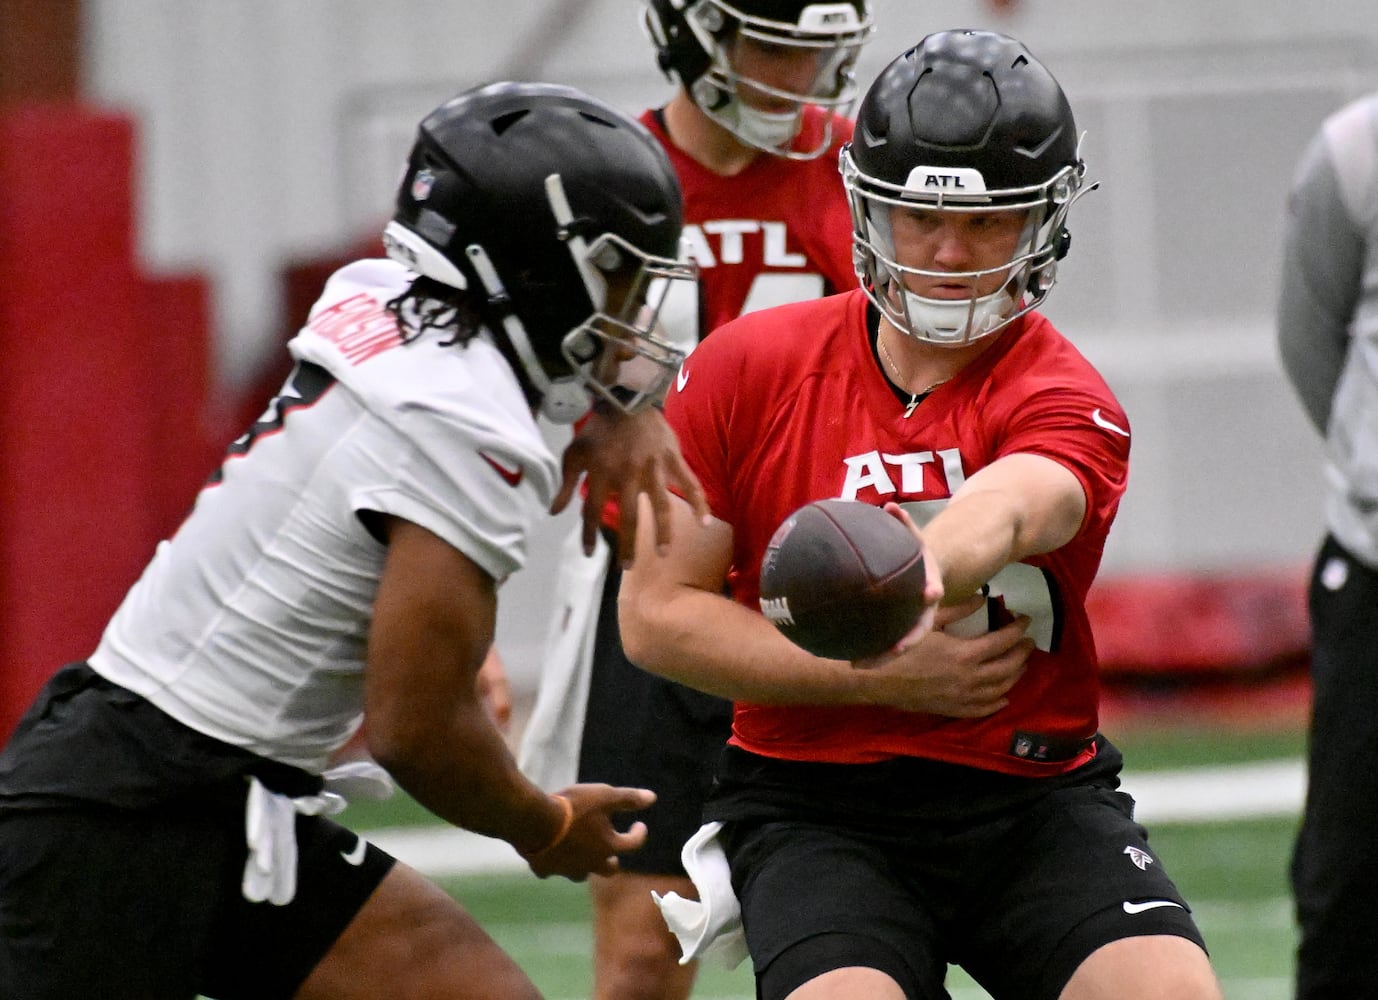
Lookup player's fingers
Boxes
[974,637,1033,689]
[669,454,711,526]
[581,477,613,557]
[978,615,1032,653]
[640,460,672,561]
[932,594,985,629]
[881,500,914,530]
[609,820,650,853]
[894,586,961,652]
[550,446,585,515]
[883,506,944,608]
[602,786,657,813]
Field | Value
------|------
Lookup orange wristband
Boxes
[522,794,574,859]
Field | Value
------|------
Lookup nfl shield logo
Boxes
[411,169,436,201]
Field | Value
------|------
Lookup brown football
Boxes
[758,499,927,661]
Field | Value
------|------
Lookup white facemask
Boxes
[894,286,1018,347]
[729,101,803,150]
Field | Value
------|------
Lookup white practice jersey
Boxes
[90,259,560,772]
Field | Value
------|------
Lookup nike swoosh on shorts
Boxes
[341,836,368,866]
[1122,899,1184,915]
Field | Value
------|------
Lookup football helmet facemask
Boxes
[644,0,873,159]
[841,29,1095,347]
[383,81,695,423]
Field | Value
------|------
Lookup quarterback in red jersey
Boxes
[674,291,1124,774]
[517,3,873,999]
[621,30,1225,1000]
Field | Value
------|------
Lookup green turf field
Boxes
[340,721,1308,999]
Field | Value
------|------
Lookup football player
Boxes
[0,81,706,1000]
[620,30,1225,1000]
[1278,89,1378,1000]
[518,3,874,998]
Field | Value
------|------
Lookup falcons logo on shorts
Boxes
[1123,846,1154,871]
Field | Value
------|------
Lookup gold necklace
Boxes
[878,334,946,417]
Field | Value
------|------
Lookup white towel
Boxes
[652,821,749,969]
[517,524,610,791]
[242,759,395,906]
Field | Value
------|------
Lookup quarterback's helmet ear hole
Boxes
[1031,262,1057,295]
[566,330,599,364]
[591,242,624,273]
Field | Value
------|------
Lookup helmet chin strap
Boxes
[464,243,591,424]
[733,102,803,149]
[691,78,803,152]
[896,284,1015,347]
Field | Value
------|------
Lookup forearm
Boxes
[369,698,566,856]
[365,516,566,856]
[922,491,1023,604]
[922,456,1084,603]
[619,580,872,705]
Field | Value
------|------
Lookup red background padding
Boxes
[0,105,230,741]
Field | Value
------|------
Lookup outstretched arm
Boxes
[918,452,1088,605]
[618,493,1031,717]
[364,515,654,880]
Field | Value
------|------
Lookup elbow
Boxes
[362,696,449,779]
[363,717,420,777]
[617,585,662,670]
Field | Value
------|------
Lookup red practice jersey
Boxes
[640,106,857,338]
[664,289,1132,777]
[594,107,859,531]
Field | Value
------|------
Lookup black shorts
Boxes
[709,740,1207,1000]
[577,547,733,876]
[0,664,395,1000]
[1292,534,1378,997]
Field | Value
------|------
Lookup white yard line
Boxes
[361,759,1306,878]
[1122,758,1305,824]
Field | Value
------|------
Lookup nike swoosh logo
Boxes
[341,835,368,867]
[1091,408,1130,438]
[479,450,523,487]
[676,364,690,393]
[1122,899,1184,915]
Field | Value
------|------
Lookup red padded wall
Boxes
[0,105,216,743]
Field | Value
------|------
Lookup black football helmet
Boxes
[382,81,695,423]
[840,29,1094,346]
[643,0,872,159]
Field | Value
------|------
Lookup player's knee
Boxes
[595,928,695,1000]
[1058,935,1221,1000]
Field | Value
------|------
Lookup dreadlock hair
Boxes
[385,275,484,347]
[384,272,547,411]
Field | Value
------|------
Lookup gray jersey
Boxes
[89,259,559,771]
[1277,93,1378,568]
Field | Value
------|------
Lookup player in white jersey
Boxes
[0,81,703,1000]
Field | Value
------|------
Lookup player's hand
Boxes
[884,501,943,608]
[551,406,709,566]
[854,600,1033,718]
[522,783,656,881]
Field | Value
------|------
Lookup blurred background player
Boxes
[620,30,1224,1000]
[518,2,873,998]
[0,81,707,1000]
[1276,89,1378,1000]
